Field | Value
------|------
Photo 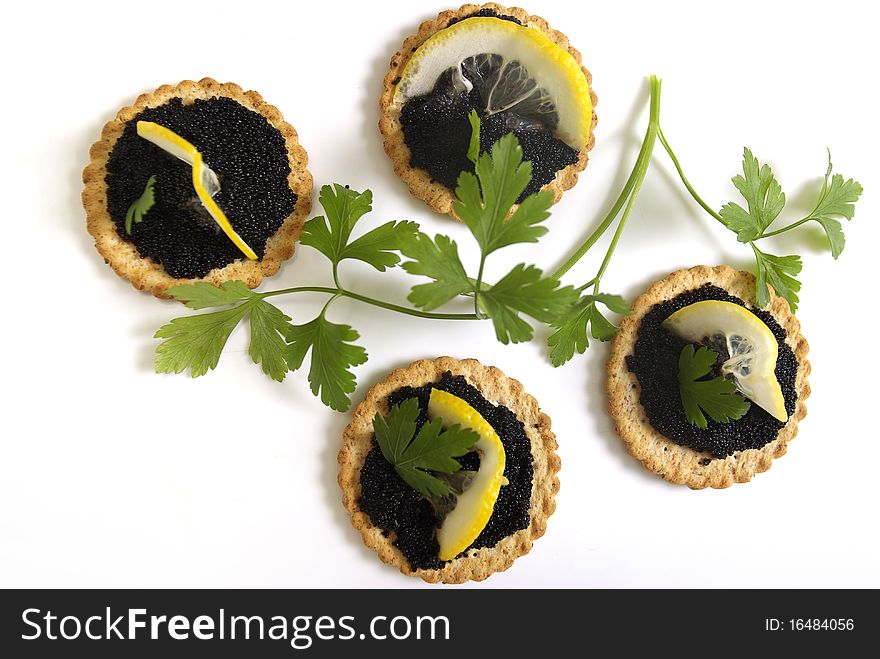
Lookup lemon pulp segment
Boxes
[135,121,257,260]
[663,300,788,422]
[393,16,591,150]
[428,388,506,561]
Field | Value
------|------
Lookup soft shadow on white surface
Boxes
[319,406,368,551]
[68,112,116,274]
[643,156,722,246]
[786,176,825,215]
[357,17,435,221]
[133,312,172,373]
[582,342,651,480]
[3,0,877,590]
[547,80,649,277]
[762,177,837,258]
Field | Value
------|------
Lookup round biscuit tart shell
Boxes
[82,77,313,299]
[338,357,560,583]
[607,265,811,490]
[379,3,598,217]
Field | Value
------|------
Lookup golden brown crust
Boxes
[338,357,560,583]
[607,265,811,490]
[82,77,313,299]
[378,3,597,217]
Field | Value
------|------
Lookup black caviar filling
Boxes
[105,97,297,279]
[448,8,523,26]
[625,285,798,459]
[358,372,533,571]
[399,15,579,203]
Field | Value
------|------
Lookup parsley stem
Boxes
[339,288,478,321]
[576,277,597,292]
[550,169,638,281]
[550,199,624,280]
[749,241,763,259]
[259,285,478,321]
[657,128,725,225]
[551,75,663,281]
[594,154,647,294]
[473,255,487,319]
[259,285,342,299]
[320,293,341,318]
[592,76,661,293]
[759,217,811,238]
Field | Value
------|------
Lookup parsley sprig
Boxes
[658,137,862,312]
[154,127,577,410]
[125,175,156,235]
[155,185,474,412]
[546,76,663,365]
[404,115,577,343]
[677,345,751,429]
[151,74,862,412]
[373,398,478,498]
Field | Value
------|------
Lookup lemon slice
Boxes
[393,16,591,150]
[428,388,506,561]
[135,121,257,260]
[663,301,788,422]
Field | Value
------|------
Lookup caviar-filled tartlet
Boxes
[83,78,312,298]
[607,266,811,489]
[379,3,597,216]
[339,357,560,583]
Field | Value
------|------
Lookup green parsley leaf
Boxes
[678,344,750,429]
[478,264,578,344]
[300,184,373,265]
[752,246,803,311]
[466,109,481,165]
[374,397,420,465]
[373,398,479,498]
[400,232,473,310]
[719,148,785,242]
[812,216,845,260]
[285,315,368,412]
[155,305,249,378]
[248,300,294,382]
[547,293,630,366]
[497,188,554,249]
[167,281,254,310]
[302,184,417,271]
[454,133,551,255]
[341,220,420,271]
[806,151,863,258]
[125,175,157,235]
[157,283,296,382]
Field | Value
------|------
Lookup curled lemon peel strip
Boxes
[428,388,506,561]
[135,121,257,261]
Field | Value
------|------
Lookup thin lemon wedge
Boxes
[135,121,257,260]
[393,16,592,150]
[428,388,506,561]
[663,300,788,422]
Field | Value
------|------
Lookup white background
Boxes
[1,0,877,588]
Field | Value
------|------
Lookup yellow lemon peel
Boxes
[394,16,592,150]
[663,300,788,422]
[135,121,257,260]
[428,388,506,561]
